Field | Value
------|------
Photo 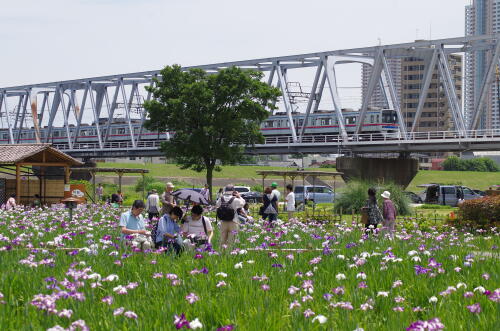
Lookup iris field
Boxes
[0,206,498,330]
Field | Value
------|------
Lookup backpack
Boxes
[216,196,235,221]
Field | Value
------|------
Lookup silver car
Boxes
[294,185,335,205]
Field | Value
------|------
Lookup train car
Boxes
[261,109,399,137]
[0,109,399,146]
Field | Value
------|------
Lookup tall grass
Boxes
[334,179,412,215]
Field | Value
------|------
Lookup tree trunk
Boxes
[205,164,214,202]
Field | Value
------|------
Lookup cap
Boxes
[271,182,278,188]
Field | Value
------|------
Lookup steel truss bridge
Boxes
[1,35,500,158]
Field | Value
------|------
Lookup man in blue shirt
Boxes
[155,206,184,255]
[120,200,152,250]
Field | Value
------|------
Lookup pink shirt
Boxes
[383,199,396,221]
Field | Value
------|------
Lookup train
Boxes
[0,109,399,145]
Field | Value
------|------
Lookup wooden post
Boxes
[142,172,145,200]
[92,171,96,201]
[118,172,123,193]
[283,174,287,212]
[16,164,21,204]
[64,167,70,184]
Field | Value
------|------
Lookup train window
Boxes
[376,115,380,123]
[117,128,126,134]
[298,119,304,127]
[370,115,374,123]
[53,131,59,137]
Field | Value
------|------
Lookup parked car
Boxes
[234,186,251,194]
[403,191,423,204]
[294,185,335,205]
[417,184,482,207]
[472,189,486,197]
[241,191,263,203]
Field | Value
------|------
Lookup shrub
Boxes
[455,195,500,228]
[134,175,156,192]
[442,156,499,172]
[334,179,412,215]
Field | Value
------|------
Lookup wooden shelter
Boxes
[0,144,83,205]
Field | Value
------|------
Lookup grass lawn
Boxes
[97,162,339,179]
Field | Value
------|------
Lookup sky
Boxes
[0,0,471,88]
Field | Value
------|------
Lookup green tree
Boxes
[143,65,281,200]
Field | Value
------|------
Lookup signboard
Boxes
[63,184,87,203]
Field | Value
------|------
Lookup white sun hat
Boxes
[381,191,391,199]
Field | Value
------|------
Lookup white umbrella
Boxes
[172,189,210,205]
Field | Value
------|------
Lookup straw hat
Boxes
[381,191,391,199]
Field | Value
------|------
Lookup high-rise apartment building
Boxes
[361,54,463,132]
[400,55,463,132]
[465,0,500,130]
[361,58,402,109]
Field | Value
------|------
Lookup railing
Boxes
[263,129,500,145]
[49,128,500,152]
[53,140,164,151]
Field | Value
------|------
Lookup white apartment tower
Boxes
[465,0,500,130]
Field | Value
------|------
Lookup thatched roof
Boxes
[0,144,83,166]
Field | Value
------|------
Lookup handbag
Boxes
[360,208,369,225]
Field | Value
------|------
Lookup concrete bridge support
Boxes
[336,157,419,188]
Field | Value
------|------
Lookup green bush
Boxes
[134,175,156,192]
[251,185,263,192]
[442,156,499,172]
[334,179,412,215]
[454,195,500,229]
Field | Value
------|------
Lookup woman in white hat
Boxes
[381,191,397,239]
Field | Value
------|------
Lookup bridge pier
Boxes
[336,157,419,188]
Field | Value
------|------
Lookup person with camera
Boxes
[120,200,153,250]
[181,205,213,247]
[155,206,184,255]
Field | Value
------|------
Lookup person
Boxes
[362,188,383,233]
[381,191,397,239]
[155,206,184,255]
[161,182,176,215]
[119,200,152,250]
[285,184,295,219]
[96,183,104,201]
[200,184,210,202]
[32,194,42,209]
[216,188,223,201]
[111,190,123,207]
[262,187,278,225]
[5,194,16,210]
[271,182,281,202]
[216,184,245,248]
[146,189,161,220]
[181,205,213,246]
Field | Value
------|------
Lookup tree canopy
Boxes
[143,65,281,199]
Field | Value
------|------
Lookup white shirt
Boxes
[285,192,295,211]
[182,216,213,237]
[216,193,245,223]
[271,189,281,201]
[146,193,160,212]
